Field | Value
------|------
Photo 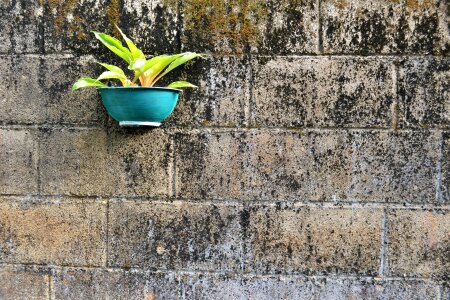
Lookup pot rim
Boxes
[97,86,182,93]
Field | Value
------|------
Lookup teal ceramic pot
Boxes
[97,87,182,127]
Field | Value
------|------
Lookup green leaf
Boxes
[72,78,106,91]
[154,52,201,83]
[92,31,132,64]
[143,54,182,86]
[129,58,147,71]
[115,25,145,61]
[97,71,128,82]
[142,55,167,70]
[167,81,198,88]
[98,63,125,76]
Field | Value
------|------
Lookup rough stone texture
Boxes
[181,0,318,55]
[44,0,119,55]
[443,132,450,203]
[315,278,441,300]
[166,56,250,127]
[388,208,449,279]
[251,57,394,128]
[45,0,179,55]
[122,0,179,55]
[0,265,49,300]
[0,129,38,195]
[322,0,449,55]
[176,130,351,201]
[244,204,382,275]
[1,0,449,297]
[250,0,319,54]
[0,0,43,53]
[0,55,104,125]
[349,130,441,203]
[398,57,450,129]
[108,200,242,271]
[52,268,180,300]
[107,128,171,197]
[39,128,111,196]
[0,197,107,266]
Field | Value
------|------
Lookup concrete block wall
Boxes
[0,0,448,299]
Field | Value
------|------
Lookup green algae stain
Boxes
[106,0,121,37]
[182,0,268,53]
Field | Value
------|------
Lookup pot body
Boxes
[98,87,182,127]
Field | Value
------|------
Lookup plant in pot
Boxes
[72,26,201,127]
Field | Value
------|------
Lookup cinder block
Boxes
[242,276,315,300]
[0,55,103,125]
[322,0,449,54]
[181,275,245,300]
[315,278,441,300]
[0,265,49,300]
[398,57,450,129]
[251,57,394,127]
[244,204,383,275]
[52,268,180,300]
[108,200,242,271]
[107,128,171,197]
[121,0,179,54]
[0,1,43,53]
[250,0,319,54]
[39,128,111,196]
[181,0,318,54]
[0,197,107,266]
[166,56,250,127]
[175,130,352,201]
[388,208,449,279]
[0,129,38,194]
[443,132,450,203]
[349,130,441,203]
[45,0,179,55]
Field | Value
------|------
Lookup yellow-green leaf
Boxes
[167,81,198,88]
[115,25,145,61]
[97,71,128,82]
[72,78,105,91]
[154,52,201,83]
[98,63,125,76]
[143,54,182,86]
[92,31,132,64]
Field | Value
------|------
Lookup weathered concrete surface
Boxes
[107,128,171,197]
[0,197,107,266]
[0,55,103,125]
[244,204,382,275]
[49,271,444,300]
[388,208,449,279]
[122,0,179,55]
[251,57,394,128]
[0,265,49,300]
[167,56,250,127]
[322,0,449,55]
[0,0,43,53]
[314,278,441,300]
[0,129,38,195]
[52,268,180,300]
[398,57,450,129]
[108,200,242,271]
[443,132,450,203]
[175,130,352,201]
[0,0,449,297]
[39,128,111,196]
[44,0,179,55]
[181,0,319,54]
[349,130,441,203]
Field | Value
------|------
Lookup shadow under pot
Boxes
[98,86,182,127]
